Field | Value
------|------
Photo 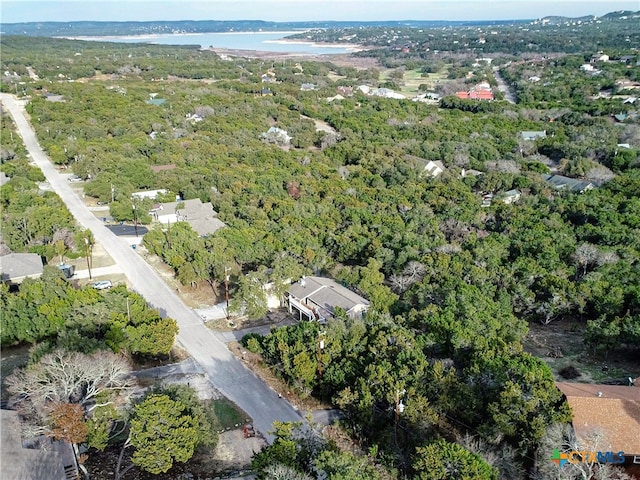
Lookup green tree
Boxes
[116,394,200,478]
[413,439,499,480]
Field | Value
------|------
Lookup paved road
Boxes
[492,66,517,104]
[1,93,303,442]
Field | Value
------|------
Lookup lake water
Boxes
[78,31,358,55]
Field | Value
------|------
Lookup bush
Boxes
[559,365,581,379]
[241,332,263,354]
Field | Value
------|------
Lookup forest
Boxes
[0,15,639,480]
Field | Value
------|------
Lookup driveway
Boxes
[1,93,303,442]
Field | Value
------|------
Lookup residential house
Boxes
[44,93,65,102]
[370,88,406,99]
[500,189,521,204]
[146,97,166,106]
[326,94,345,102]
[461,168,484,178]
[590,53,610,63]
[131,189,167,200]
[1,409,75,480]
[336,86,354,96]
[287,276,370,322]
[481,193,494,207]
[260,88,272,96]
[261,127,291,146]
[556,382,640,477]
[455,82,494,101]
[300,83,317,91]
[404,155,445,177]
[0,253,44,285]
[154,198,225,237]
[542,174,594,193]
[261,72,276,83]
[520,130,547,141]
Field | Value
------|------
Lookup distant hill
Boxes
[0,19,529,37]
[2,12,636,38]
[536,10,639,25]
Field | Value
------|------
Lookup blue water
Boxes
[81,31,356,55]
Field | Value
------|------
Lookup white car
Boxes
[92,280,113,290]
[67,175,83,182]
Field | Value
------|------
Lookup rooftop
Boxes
[288,276,370,317]
[556,382,640,455]
[0,253,44,283]
[1,410,68,480]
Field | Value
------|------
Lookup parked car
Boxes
[67,175,83,182]
[92,280,113,290]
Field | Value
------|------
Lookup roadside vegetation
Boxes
[1,11,639,479]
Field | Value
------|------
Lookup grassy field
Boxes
[213,398,251,430]
[378,67,448,96]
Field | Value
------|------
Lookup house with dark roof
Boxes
[556,382,640,477]
[1,409,75,480]
[0,253,44,284]
[287,276,370,322]
[543,174,594,193]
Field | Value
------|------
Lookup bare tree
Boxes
[459,433,526,480]
[389,261,426,293]
[264,464,313,480]
[573,243,600,279]
[6,349,132,427]
[533,423,633,480]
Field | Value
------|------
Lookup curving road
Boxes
[1,93,302,442]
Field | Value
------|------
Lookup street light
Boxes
[84,237,92,280]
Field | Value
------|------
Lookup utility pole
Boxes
[84,237,92,280]
[225,267,231,320]
[111,184,115,203]
[394,389,406,447]
[132,204,138,237]
[317,330,326,379]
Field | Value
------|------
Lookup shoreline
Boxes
[60,30,308,42]
[56,30,368,55]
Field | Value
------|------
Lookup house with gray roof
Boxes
[520,130,547,141]
[1,409,73,480]
[0,253,44,284]
[154,198,225,237]
[542,174,594,193]
[287,276,370,322]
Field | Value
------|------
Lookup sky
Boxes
[1,0,639,23]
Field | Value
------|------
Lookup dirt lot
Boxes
[85,428,264,480]
[207,47,381,70]
[524,318,640,384]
